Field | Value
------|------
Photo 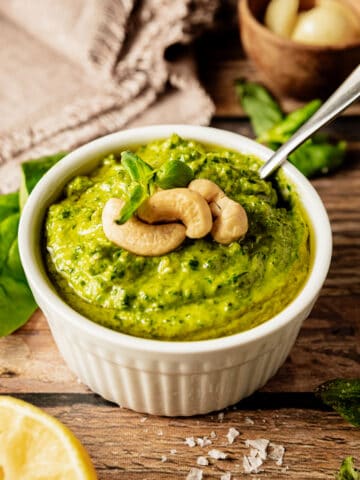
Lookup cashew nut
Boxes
[102,198,186,256]
[188,178,225,203]
[189,179,248,244]
[210,196,248,244]
[138,188,212,239]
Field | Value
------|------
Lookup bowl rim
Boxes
[19,124,332,355]
[240,0,360,51]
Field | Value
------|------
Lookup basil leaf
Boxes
[0,192,20,222]
[289,139,346,177]
[0,152,66,336]
[235,79,283,136]
[0,277,36,337]
[336,457,360,480]
[155,159,194,189]
[20,152,67,209]
[315,379,360,427]
[0,211,36,336]
[258,99,321,144]
[235,80,346,178]
[121,151,153,184]
[116,184,148,225]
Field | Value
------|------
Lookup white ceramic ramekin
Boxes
[19,125,332,416]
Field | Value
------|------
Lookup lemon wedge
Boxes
[0,396,97,480]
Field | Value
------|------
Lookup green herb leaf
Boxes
[315,378,360,427]
[20,152,67,209]
[116,184,148,225]
[155,159,194,189]
[235,79,283,136]
[0,192,20,221]
[121,151,154,184]
[235,80,346,178]
[289,139,346,177]
[257,99,321,145]
[0,152,66,336]
[0,211,36,337]
[336,457,360,480]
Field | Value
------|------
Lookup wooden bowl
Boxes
[239,0,360,99]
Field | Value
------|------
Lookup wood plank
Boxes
[196,29,360,117]
[6,394,359,479]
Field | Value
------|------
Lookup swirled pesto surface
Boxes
[45,134,311,341]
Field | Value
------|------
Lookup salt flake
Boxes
[244,417,254,425]
[196,437,212,447]
[245,439,269,460]
[186,467,203,480]
[185,437,196,447]
[226,427,240,444]
[208,449,227,460]
[268,442,285,466]
[243,453,264,474]
[197,456,209,466]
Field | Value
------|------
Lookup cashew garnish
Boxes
[137,188,212,239]
[189,179,248,244]
[188,178,225,203]
[102,198,186,256]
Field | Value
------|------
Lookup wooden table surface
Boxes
[1,28,359,479]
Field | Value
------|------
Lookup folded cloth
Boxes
[0,0,219,192]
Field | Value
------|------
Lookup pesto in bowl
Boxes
[45,134,311,341]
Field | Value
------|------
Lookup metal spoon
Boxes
[258,64,360,179]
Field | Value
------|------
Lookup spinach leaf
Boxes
[235,80,283,136]
[0,192,20,221]
[315,379,360,427]
[257,99,321,145]
[0,211,36,336]
[289,139,346,178]
[0,152,66,336]
[235,80,346,178]
[336,457,360,480]
[20,152,67,209]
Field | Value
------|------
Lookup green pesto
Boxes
[45,134,311,341]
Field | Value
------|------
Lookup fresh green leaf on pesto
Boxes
[315,378,360,427]
[117,184,148,225]
[155,159,194,189]
[336,456,360,480]
[117,151,195,223]
[121,151,154,184]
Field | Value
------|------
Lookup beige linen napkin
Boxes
[0,0,219,192]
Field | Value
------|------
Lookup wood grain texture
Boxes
[5,395,358,480]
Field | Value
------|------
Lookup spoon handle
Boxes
[259,64,360,179]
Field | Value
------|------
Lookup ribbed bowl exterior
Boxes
[41,301,314,416]
[19,126,332,417]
